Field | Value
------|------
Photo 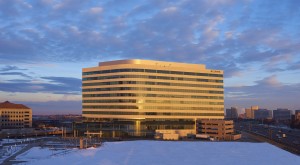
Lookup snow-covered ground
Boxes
[15,147,77,162]
[0,144,27,164]
[1,138,37,144]
[16,141,300,165]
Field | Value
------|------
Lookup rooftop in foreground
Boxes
[15,141,300,165]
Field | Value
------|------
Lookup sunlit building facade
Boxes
[81,59,224,136]
[0,101,32,129]
[198,119,241,140]
[245,105,259,119]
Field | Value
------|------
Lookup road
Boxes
[236,122,300,155]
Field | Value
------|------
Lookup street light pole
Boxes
[269,129,272,140]
[85,138,88,148]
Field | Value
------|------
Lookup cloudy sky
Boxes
[0,0,300,114]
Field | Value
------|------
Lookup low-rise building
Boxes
[0,101,32,129]
[154,129,193,140]
[197,119,241,140]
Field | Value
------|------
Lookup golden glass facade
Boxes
[81,59,224,136]
[82,59,223,119]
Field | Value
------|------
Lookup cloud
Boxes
[0,72,32,78]
[0,0,298,73]
[162,6,177,13]
[7,79,31,83]
[255,75,282,87]
[287,61,300,70]
[1,0,300,113]
[0,76,81,95]
[0,65,27,71]
[0,0,238,63]
[0,38,37,62]
[41,76,82,87]
[88,7,103,14]
[225,75,300,109]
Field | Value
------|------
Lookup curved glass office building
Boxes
[81,59,224,137]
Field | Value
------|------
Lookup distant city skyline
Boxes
[0,0,300,114]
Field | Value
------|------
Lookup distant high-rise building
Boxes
[245,108,251,118]
[245,106,259,119]
[251,106,259,110]
[237,107,245,116]
[0,101,32,129]
[226,107,238,119]
[273,108,292,121]
[81,59,224,136]
[238,113,245,119]
[295,110,300,120]
[254,109,272,120]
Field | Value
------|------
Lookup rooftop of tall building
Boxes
[95,59,223,73]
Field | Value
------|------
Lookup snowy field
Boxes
[0,144,27,164]
[16,141,300,165]
[1,138,36,144]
